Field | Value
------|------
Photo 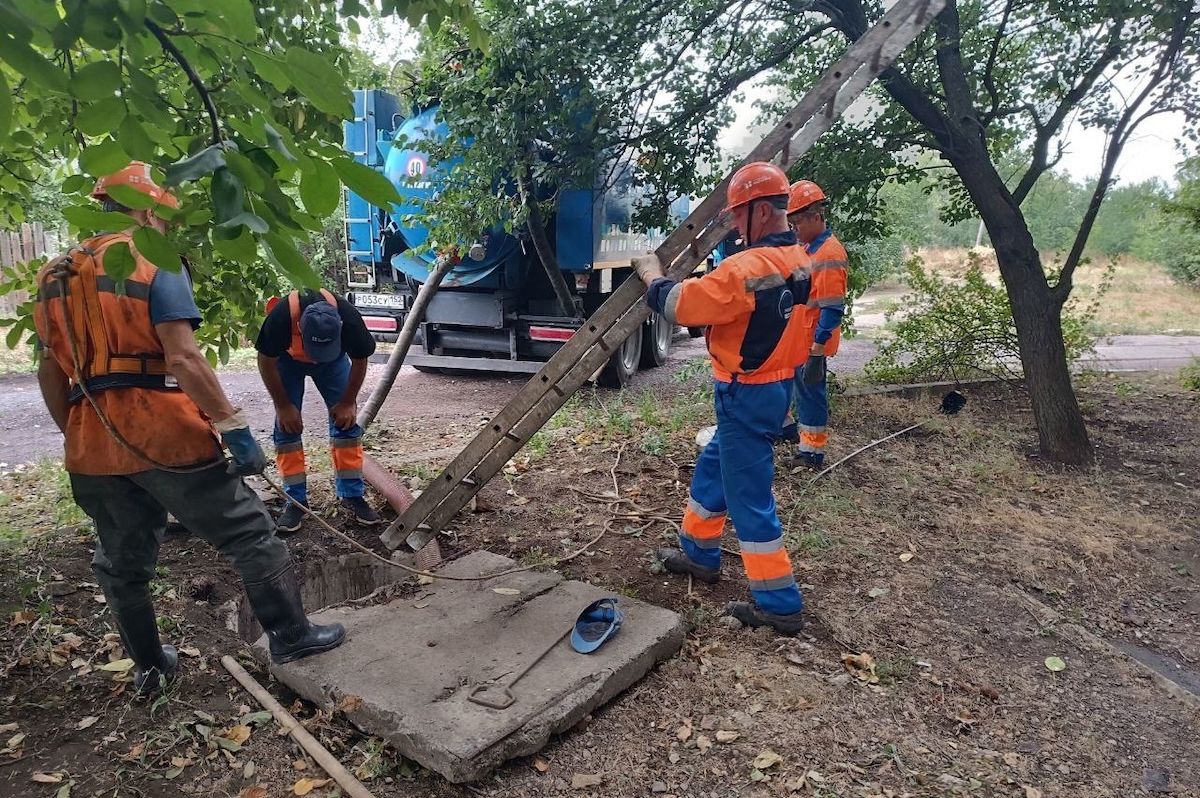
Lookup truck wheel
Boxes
[640,312,671,368]
[598,325,642,388]
[687,326,704,338]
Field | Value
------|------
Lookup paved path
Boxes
[1,333,1195,467]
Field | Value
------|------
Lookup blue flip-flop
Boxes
[571,597,624,654]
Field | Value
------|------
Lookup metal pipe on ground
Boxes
[362,453,441,569]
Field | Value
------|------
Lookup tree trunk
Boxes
[957,158,1094,465]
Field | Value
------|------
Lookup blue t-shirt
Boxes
[148,268,202,329]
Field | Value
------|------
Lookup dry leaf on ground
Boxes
[716,730,739,743]
[239,788,268,798]
[75,716,99,731]
[32,772,66,783]
[96,658,134,673]
[571,773,603,789]
[292,777,331,795]
[1023,787,1043,798]
[217,725,252,745]
[336,695,364,713]
[752,750,783,770]
[533,757,550,773]
[492,587,521,595]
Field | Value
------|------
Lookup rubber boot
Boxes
[244,566,346,663]
[114,605,179,694]
[726,601,805,636]
[656,547,721,584]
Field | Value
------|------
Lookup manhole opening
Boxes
[233,553,412,644]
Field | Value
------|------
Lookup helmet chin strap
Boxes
[745,199,756,246]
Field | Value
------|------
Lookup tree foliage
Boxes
[0,0,478,357]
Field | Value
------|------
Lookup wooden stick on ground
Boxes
[221,655,376,798]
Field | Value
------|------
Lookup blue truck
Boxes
[341,90,698,387]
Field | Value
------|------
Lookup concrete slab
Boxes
[256,551,686,783]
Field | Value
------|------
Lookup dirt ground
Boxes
[2,366,1199,798]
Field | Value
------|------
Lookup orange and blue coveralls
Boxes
[793,228,848,468]
[646,231,811,616]
[254,290,376,505]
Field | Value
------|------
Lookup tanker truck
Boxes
[341,89,699,388]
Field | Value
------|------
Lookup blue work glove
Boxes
[802,354,826,386]
[214,410,268,476]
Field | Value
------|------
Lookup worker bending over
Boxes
[632,162,811,635]
[255,289,380,532]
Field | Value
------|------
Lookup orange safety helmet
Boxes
[91,161,179,211]
[723,162,790,212]
[786,180,827,215]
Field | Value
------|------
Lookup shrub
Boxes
[865,252,1100,383]
[1181,359,1200,391]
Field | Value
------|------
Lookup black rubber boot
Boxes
[114,605,179,694]
[244,566,346,663]
[656,547,721,584]
[726,601,805,636]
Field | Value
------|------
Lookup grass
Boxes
[916,247,1200,336]
[1181,359,1200,391]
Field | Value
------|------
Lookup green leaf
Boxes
[263,123,295,161]
[0,41,69,92]
[132,227,181,272]
[223,151,265,193]
[0,71,10,141]
[211,167,244,223]
[210,735,241,753]
[6,319,27,350]
[239,710,273,727]
[75,97,127,137]
[55,779,76,798]
[162,766,184,779]
[79,139,131,177]
[332,157,400,208]
[61,175,91,195]
[62,205,139,231]
[247,51,290,92]
[217,212,269,234]
[284,48,352,117]
[165,145,227,186]
[1044,656,1067,672]
[263,231,320,286]
[104,183,160,210]
[102,241,137,283]
[212,229,257,263]
[117,116,156,161]
[69,59,123,97]
[300,159,340,218]
[208,0,256,38]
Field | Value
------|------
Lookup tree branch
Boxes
[1051,5,1197,304]
[145,19,223,146]
[1012,24,1124,204]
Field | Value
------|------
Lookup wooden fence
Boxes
[0,222,61,317]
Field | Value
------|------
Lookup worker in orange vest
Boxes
[632,162,811,636]
[786,180,848,469]
[34,163,345,693]
[255,289,380,532]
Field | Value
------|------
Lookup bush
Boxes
[865,252,1099,383]
[1181,359,1200,391]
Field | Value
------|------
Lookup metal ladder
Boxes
[382,0,944,552]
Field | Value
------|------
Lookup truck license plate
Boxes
[354,292,405,309]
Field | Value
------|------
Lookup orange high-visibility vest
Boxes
[661,245,811,384]
[803,233,848,356]
[34,233,221,475]
[284,289,338,363]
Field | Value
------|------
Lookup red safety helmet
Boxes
[786,180,827,215]
[91,161,179,211]
[723,162,790,212]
